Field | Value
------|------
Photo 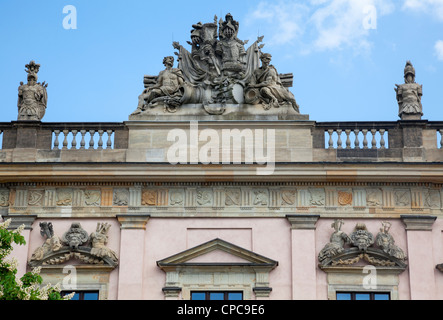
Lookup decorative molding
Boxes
[286,215,320,230]
[2,214,37,230]
[157,238,278,299]
[401,215,436,231]
[117,214,150,229]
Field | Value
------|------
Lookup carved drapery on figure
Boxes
[318,220,407,270]
[130,13,301,117]
[132,56,185,115]
[29,222,118,267]
[245,53,299,112]
[395,61,423,120]
[17,61,48,121]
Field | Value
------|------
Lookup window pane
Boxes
[209,292,225,300]
[191,292,206,300]
[336,293,352,300]
[374,293,390,300]
[70,292,80,300]
[83,292,99,300]
[228,292,243,300]
[355,293,370,300]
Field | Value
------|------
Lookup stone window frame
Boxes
[322,266,403,300]
[157,238,278,300]
[38,265,115,300]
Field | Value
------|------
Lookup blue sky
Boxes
[0,0,442,123]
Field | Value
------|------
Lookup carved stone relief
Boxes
[113,189,129,206]
[225,188,241,206]
[30,221,118,267]
[309,188,325,206]
[281,190,296,206]
[170,189,184,206]
[0,189,10,207]
[142,189,157,206]
[318,220,407,269]
[196,189,213,206]
[84,190,101,206]
[424,189,440,209]
[62,223,89,249]
[349,223,374,251]
[56,189,73,206]
[3,184,442,212]
[28,190,44,206]
[253,189,268,206]
[338,190,352,206]
[366,188,382,207]
[394,189,411,207]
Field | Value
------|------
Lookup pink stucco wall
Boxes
[9,216,443,300]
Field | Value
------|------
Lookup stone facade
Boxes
[2,15,443,301]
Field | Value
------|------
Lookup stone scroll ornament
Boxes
[131,13,300,116]
[318,220,407,269]
[29,222,118,267]
[395,61,423,120]
[17,61,48,121]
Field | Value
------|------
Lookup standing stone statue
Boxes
[395,61,423,120]
[132,56,185,114]
[17,61,48,121]
[245,53,300,112]
[215,13,247,78]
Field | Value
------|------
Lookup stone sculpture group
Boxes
[130,14,300,117]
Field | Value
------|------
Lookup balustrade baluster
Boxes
[379,129,386,149]
[71,130,78,150]
[371,129,377,149]
[62,130,69,150]
[106,130,113,149]
[97,130,104,150]
[362,129,368,149]
[80,130,86,149]
[337,129,343,149]
[89,130,96,149]
[345,129,351,149]
[53,130,60,149]
[354,129,360,149]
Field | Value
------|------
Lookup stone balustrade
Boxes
[0,119,442,163]
[317,122,392,150]
[51,127,115,150]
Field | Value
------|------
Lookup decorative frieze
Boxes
[3,183,443,216]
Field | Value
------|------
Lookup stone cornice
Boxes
[1,162,443,184]
[401,215,437,231]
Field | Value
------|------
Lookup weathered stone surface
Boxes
[395,61,423,120]
[128,14,304,120]
[17,61,48,121]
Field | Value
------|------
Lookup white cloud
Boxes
[245,0,394,54]
[435,40,443,60]
[403,0,443,20]
[246,1,309,45]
